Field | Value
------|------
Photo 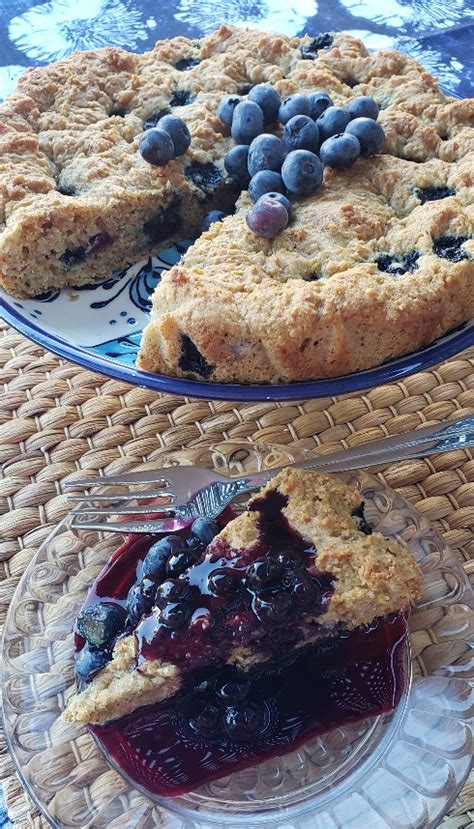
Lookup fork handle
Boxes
[243,415,474,489]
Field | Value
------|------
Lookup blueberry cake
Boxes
[65,468,421,726]
[1,27,472,380]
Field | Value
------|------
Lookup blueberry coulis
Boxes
[77,494,408,797]
[90,611,408,796]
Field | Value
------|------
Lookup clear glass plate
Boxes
[2,442,473,829]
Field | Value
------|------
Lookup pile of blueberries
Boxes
[75,516,219,683]
[138,84,384,241]
[139,113,192,165]
[218,85,384,238]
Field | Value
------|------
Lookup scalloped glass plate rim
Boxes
[1,299,473,402]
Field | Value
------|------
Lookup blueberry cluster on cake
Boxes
[65,468,421,726]
[0,26,472,382]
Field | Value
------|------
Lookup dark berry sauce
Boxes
[134,489,335,671]
[77,494,408,798]
[91,611,407,797]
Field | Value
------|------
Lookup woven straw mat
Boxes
[1,317,473,829]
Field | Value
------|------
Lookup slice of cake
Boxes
[65,468,421,726]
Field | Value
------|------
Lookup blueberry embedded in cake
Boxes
[65,468,421,727]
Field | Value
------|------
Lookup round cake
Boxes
[0,26,472,382]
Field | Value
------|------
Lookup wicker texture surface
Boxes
[0,317,473,828]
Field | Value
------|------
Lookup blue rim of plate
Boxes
[2,297,473,401]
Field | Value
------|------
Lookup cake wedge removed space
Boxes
[65,467,421,726]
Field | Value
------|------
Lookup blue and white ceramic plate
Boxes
[1,246,473,401]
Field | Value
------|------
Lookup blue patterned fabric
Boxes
[0,2,472,825]
[0,1,472,101]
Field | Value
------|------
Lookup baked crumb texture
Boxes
[1,26,472,380]
[65,468,421,725]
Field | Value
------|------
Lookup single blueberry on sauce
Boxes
[77,493,408,797]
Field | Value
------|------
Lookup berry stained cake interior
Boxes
[65,469,421,796]
[0,27,472,384]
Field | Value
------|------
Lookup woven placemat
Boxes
[1,316,473,829]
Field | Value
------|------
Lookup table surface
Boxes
[0,2,473,828]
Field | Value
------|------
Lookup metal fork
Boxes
[64,415,474,534]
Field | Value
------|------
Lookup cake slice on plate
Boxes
[65,468,421,725]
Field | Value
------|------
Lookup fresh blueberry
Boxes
[256,191,292,216]
[223,704,263,740]
[141,535,184,580]
[201,210,226,232]
[319,133,361,168]
[224,144,250,182]
[157,114,191,156]
[231,100,264,144]
[308,91,333,120]
[246,558,283,588]
[253,591,293,624]
[139,128,175,165]
[217,95,241,127]
[317,106,351,141]
[160,602,190,629]
[76,602,126,647]
[143,109,170,130]
[247,133,285,176]
[246,198,289,238]
[208,569,240,595]
[126,581,154,626]
[346,95,379,121]
[75,643,111,682]
[248,84,281,124]
[248,170,284,203]
[278,93,311,125]
[191,516,220,545]
[345,117,385,156]
[281,150,323,196]
[166,551,196,577]
[283,114,319,153]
